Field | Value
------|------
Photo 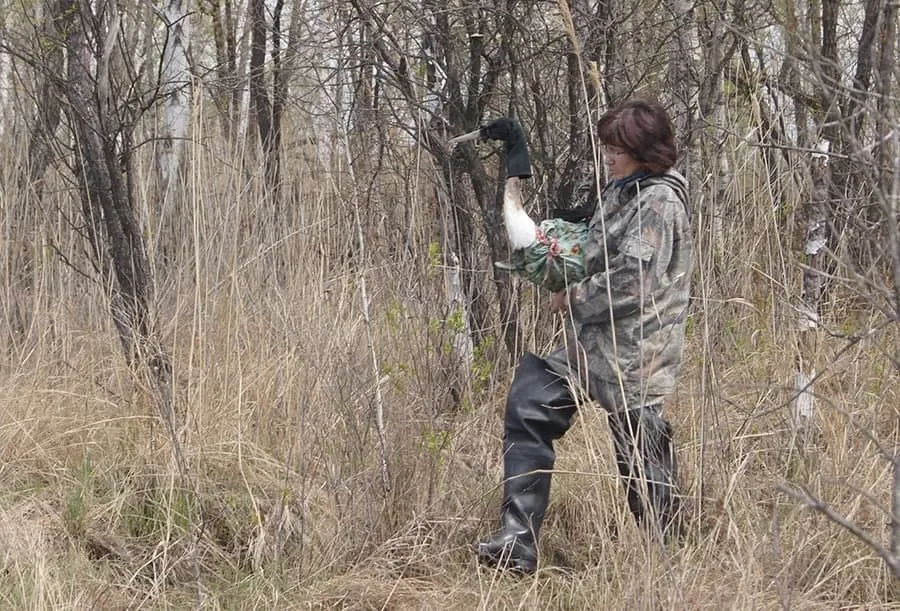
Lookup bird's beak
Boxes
[447,128,482,150]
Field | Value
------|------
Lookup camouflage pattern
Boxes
[546,170,693,410]
[497,218,589,293]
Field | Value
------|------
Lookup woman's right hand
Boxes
[549,290,568,314]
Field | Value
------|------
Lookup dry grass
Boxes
[1,113,898,611]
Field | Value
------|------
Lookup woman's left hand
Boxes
[549,290,568,314]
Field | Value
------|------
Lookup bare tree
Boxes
[793,145,830,437]
[346,0,527,357]
[780,428,900,579]
[249,0,281,201]
[199,0,245,145]
[3,0,67,349]
[763,0,898,440]
[750,0,900,576]
[61,0,155,361]
[5,0,188,470]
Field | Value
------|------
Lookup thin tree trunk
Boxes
[270,0,285,206]
[156,0,193,262]
[668,0,697,180]
[23,0,66,194]
[64,3,152,359]
[892,454,899,566]
[794,146,830,438]
[341,126,391,495]
[249,0,280,201]
[158,0,192,195]
[845,0,881,139]
[7,0,67,347]
[555,52,584,206]
[876,0,897,186]
[202,0,240,145]
[61,0,183,471]
[446,252,475,399]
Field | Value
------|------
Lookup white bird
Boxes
[447,127,587,292]
[447,128,538,249]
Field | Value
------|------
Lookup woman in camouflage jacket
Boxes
[477,98,693,574]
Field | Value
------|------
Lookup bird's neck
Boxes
[503,178,537,250]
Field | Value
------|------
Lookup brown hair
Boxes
[597,98,677,174]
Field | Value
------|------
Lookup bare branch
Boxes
[779,482,900,578]
[893,456,900,562]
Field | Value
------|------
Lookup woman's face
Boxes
[602,144,643,181]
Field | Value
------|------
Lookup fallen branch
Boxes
[779,471,900,578]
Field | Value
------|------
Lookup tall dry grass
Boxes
[0,102,898,610]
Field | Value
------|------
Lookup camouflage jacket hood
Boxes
[547,170,693,407]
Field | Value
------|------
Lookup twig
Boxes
[893,454,900,564]
[338,129,391,496]
[779,482,900,578]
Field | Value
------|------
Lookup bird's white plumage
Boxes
[503,178,537,250]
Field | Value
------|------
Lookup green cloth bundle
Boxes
[496,218,589,293]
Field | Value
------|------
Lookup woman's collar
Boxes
[613,169,650,188]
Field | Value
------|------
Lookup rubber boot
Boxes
[477,353,576,573]
[609,406,681,539]
[475,467,549,573]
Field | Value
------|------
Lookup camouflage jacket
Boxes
[546,170,693,409]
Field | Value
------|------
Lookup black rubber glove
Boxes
[479,118,532,179]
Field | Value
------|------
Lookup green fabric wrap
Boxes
[496,218,589,293]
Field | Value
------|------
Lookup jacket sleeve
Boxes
[567,186,676,325]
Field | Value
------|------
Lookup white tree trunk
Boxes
[235,1,252,154]
[156,0,192,223]
[446,252,475,375]
[794,141,830,437]
[712,140,731,261]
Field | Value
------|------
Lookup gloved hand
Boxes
[479,117,532,179]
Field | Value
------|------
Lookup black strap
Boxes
[551,173,691,223]
[551,204,595,223]
[637,174,691,220]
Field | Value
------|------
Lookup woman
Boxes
[477,98,693,574]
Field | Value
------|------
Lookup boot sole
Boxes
[476,547,537,575]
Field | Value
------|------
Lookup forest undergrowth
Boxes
[1,123,898,610]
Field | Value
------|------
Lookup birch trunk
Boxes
[156,0,192,261]
[422,30,475,392]
[794,143,830,437]
[447,252,475,387]
[157,0,192,211]
[698,1,733,261]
